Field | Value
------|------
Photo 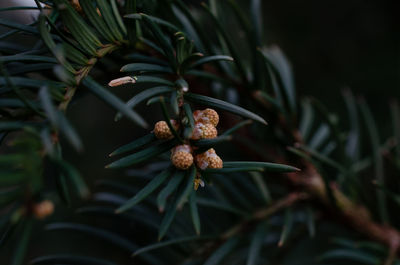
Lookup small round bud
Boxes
[193,110,203,122]
[171,151,193,170]
[154,120,179,139]
[208,154,223,169]
[195,154,207,170]
[172,144,192,154]
[195,148,214,169]
[154,121,171,139]
[33,200,54,219]
[195,148,223,169]
[171,145,193,170]
[193,108,219,127]
[191,123,218,140]
[202,109,219,127]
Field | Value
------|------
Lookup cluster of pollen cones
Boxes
[153,108,223,189]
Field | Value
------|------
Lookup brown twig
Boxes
[186,192,308,263]
[384,247,398,265]
[58,44,120,111]
[222,192,309,241]
[289,161,400,255]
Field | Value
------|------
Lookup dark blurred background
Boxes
[4,0,399,107]
[263,0,400,115]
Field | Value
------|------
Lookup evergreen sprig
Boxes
[0,1,399,265]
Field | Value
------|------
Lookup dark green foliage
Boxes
[0,1,399,265]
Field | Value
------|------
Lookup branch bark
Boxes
[186,192,308,263]
[289,161,400,253]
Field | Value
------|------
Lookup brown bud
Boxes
[208,154,223,169]
[202,108,219,127]
[194,108,219,127]
[171,145,193,170]
[69,0,82,13]
[193,110,202,122]
[154,120,179,139]
[191,123,217,140]
[33,200,54,219]
[195,148,223,169]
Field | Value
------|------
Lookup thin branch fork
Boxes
[221,191,309,241]
[187,192,308,263]
[290,161,400,255]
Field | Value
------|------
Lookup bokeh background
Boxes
[264,0,400,119]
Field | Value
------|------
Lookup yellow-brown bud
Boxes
[171,145,193,170]
[191,123,217,140]
[154,120,179,139]
[194,108,219,127]
[33,200,54,219]
[195,148,223,169]
[208,154,223,169]
[194,178,205,190]
[69,0,82,13]
[202,108,219,127]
